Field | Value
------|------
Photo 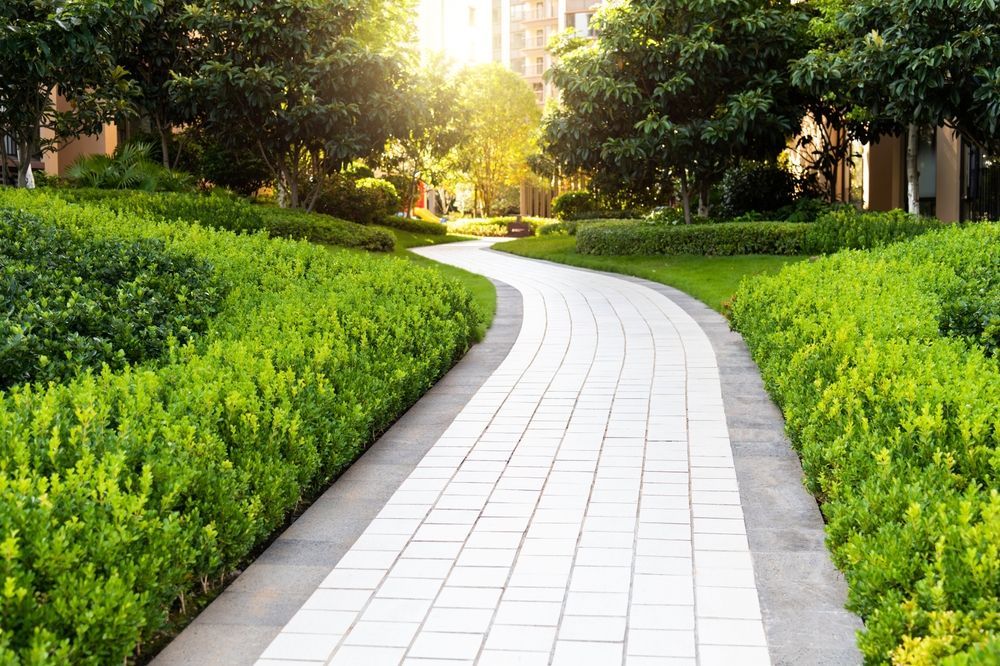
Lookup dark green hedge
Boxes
[577,220,810,255]
[0,190,480,664]
[0,210,225,389]
[576,209,946,256]
[54,189,395,252]
[730,224,1000,663]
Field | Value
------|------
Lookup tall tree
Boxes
[116,0,197,169]
[173,0,407,210]
[544,0,810,223]
[452,64,539,217]
[840,0,1000,213]
[381,54,467,218]
[0,0,150,188]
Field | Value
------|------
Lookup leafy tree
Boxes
[544,0,810,223]
[381,54,467,218]
[115,0,197,169]
[839,0,1000,212]
[173,0,407,210]
[452,64,540,217]
[0,0,150,188]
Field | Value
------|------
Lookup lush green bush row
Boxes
[379,214,447,236]
[447,217,549,237]
[577,209,945,256]
[53,189,395,251]
[0,190,480,663]
[0,210,224,389]
[730,224,1000,664]
[550,190,646,221]
[577,219,811,255]
[256,206,395,252]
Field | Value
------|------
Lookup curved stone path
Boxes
[248,239,851,666]
[156,238,861,666]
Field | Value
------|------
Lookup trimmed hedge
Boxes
[730,224,1000,663]
[380,214,447,236]
[256,206,395,252]
[577,209,946,256]
[52,189,395,251]
[577,220,810,255]
[0,190,480,663]
[0,210,224,389]
[447,217,556,237]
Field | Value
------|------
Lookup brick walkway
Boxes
[255,239,773,666]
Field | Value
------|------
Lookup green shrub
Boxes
[577,209,948,257]
[314,175,400,225]
[256,207,395,252]
[729,224,1000,664]
[807,207,945,253]
[718,160,800,218]
[65,142,195,193]
[0,189,479,664]
[56,188,265,233]
[552,190,596,220]
[577,220,811,255]
[379,214,447,236]
[53,189,394,251]
[447,217,554,237]
[0,210,224,389]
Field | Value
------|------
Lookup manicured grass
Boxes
[496,236,805,312]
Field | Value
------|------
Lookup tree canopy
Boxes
[544,0,811,223]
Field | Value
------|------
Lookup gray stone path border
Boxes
[153,282,524,666]
[499,252,863,666]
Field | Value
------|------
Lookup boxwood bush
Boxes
[576,209,946,256]
[730,223,1000,663]
[0,210,225,389]
[577,220,811,255]
[53,189,395,251]
[380,214,447,236]
[447,217,555,237]
[0,190,480,664]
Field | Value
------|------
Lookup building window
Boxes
[512,57,526,75]
[535,2,544,19]
[469,6,476,26]
[535,28,545,47]
[571,12,595,37]
[535,56,545,75]
[533,82,544,103]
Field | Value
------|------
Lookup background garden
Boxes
[1,0,1000,664]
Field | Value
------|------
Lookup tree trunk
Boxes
[1,134,9,187]
[160,128,171,171]
[16,141,33,189]
[697,181,710,219]
[679,171,692,225]
[906,124,920,214]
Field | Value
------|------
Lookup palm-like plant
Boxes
[66,142,194,191]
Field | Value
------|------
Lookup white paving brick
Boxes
[255,239,771,665]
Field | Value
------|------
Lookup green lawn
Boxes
[373,227,496,339]
[496,236,805,312]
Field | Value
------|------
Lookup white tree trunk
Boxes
[906,124,920,214]
[25,164,35,189]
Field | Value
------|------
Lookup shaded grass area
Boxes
[496,236,804,312]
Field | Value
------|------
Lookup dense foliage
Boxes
[730,224,1000,663]
[447,217,554,238]
[65,142,194,192]
[718,161,806,219]
[53,189,395,251]
[544,0,810,223]
[0,189,479,663]
[379,214,447,236]
[551,191,597,221]
[315,175,401,225]
[0,209,223,389]
[576,209,945,256]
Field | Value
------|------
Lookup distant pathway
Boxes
[254,238,783,665]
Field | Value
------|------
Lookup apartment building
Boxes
[493,0,601,106]
[417,0,493,67]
